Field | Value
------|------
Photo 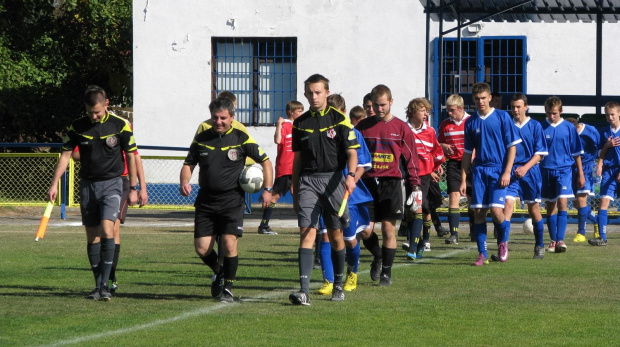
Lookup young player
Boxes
[180,97,274,303]
[363,93,375,118]
[349,106,366,126]
[289,74,358,305]
[563,117,601,242]
[402,98,444,260]
[356,84,421,285]
[257,101,304,235]
[592,101,620,246]
[495,93,547,260]
[460,83,521,266]
[540,96,584,253]
[47,85,139,301]
[438,94,472,245]
[326,94,373,292]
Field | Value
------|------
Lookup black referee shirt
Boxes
[292,106,359,173]
[62,112,137,181]
[184,127,269,195]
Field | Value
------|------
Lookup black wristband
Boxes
[130,186,138,190]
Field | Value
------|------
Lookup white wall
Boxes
[133,0,620,178]
[133,0,426,163]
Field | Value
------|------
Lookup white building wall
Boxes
[133,0,620,181]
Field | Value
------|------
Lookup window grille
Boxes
[212,37,297,126]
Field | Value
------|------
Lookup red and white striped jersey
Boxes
[437,113,470,161]
[408,122,445,176]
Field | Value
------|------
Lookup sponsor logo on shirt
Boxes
[372,153,394,162]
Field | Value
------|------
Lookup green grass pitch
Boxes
[1,222,619,346]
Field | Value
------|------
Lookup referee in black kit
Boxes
[180,97,274,303]
[288,74,359,305]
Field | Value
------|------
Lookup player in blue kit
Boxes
[540,96,584,253]
[493,93,548,260]
[460,83,521,266]
[592,101,620,246]
[564,117,601,242]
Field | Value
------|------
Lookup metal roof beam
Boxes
[440,0,535,35]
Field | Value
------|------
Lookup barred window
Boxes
[433,36,527,121]
[212,37,297,126]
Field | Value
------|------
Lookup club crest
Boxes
[326,128,336,139]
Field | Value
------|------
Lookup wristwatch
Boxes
[347,171,356,178]
[130,186,138,190]
[264,187,273,193]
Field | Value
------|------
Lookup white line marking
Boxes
[41,246,474,346]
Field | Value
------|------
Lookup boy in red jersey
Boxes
[356,84,421,286]
[257,101,304,235]
[438,94,472,244]
[402,98,445,259]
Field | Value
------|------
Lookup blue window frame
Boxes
[432,36,527,125]
[212,37,297,126]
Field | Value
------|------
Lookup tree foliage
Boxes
[0,0,132,146]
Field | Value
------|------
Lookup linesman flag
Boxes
[35,201,54,242]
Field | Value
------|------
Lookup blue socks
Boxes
[598,209,608,241]
[346,241,360,273]
[320,241,334,283]
[474,223,488,258]
[557,210,568,241]
[534,218,545,248]
[547,213,558,242]
[577,206,588,235]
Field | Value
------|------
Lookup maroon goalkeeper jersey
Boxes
[356,115,421,188]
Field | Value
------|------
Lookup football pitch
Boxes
[1,209,619,346]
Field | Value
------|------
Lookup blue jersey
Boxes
[578,123,600,165]
[540,118,583,169]
[513,117,548,165]
[599,125,620,168]
[464,108,521,168]
[344,128,373,205]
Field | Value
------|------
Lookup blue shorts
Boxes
[343,204,370,241]
[506,165,542,204]
[541,167,574,202]
[573,162,595,196]
[600,167,620,201]
[470,166,507,209]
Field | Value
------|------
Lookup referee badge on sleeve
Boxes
[227,148,241,161]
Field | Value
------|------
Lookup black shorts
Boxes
[446,160,472,196]
[118,176,130,224]
[427,179,443,210]
[273,175,292,197]
[362,177,403,222]
[79,177,123,227]
[194,191,244,238]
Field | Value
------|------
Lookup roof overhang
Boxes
[421,0,620,24]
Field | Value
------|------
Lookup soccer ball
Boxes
[239,166,264,193]
[523,218,533,235]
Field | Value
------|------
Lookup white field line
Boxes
[40,247,473,347]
